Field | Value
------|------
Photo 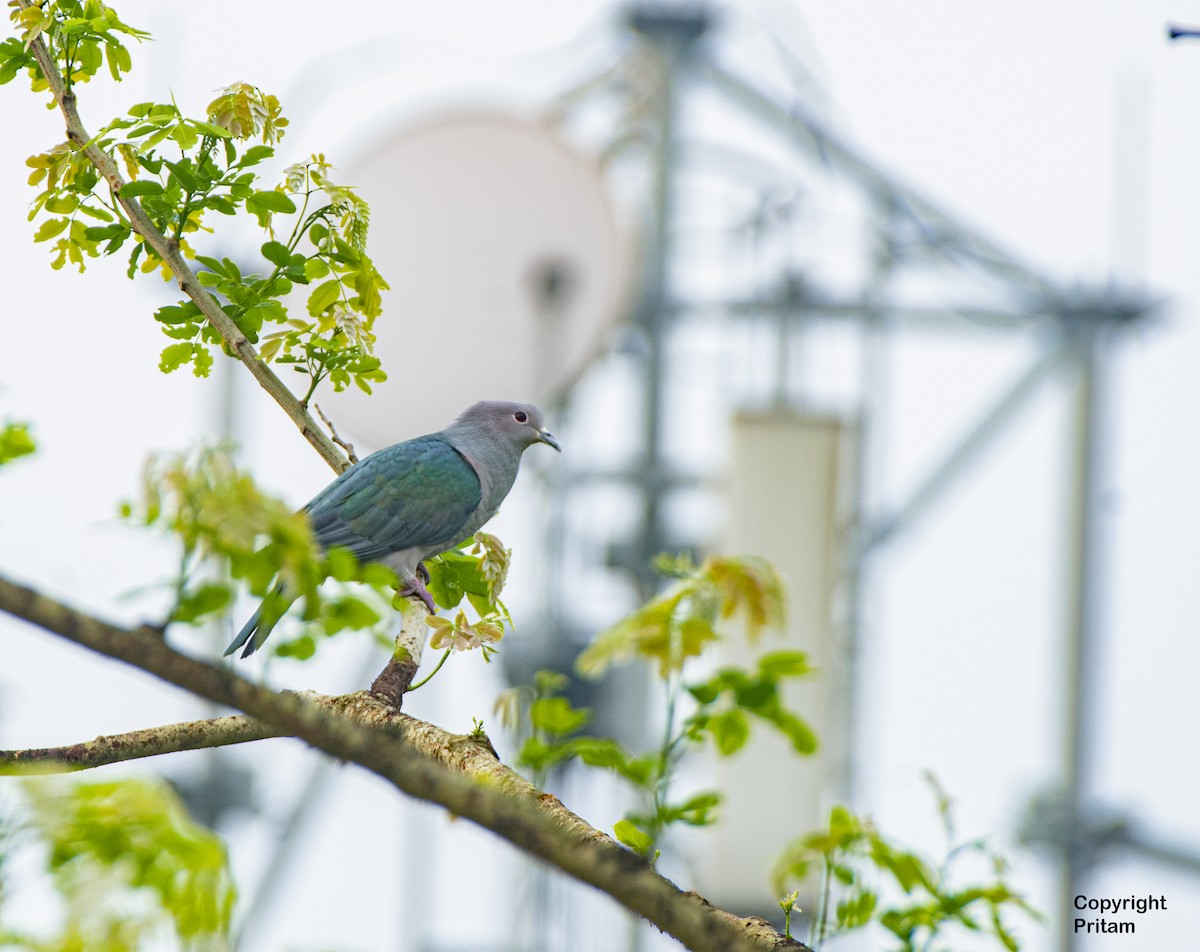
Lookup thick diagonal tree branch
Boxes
[15,1,349,475]
[0,574,807,952]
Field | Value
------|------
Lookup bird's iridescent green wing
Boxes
[305,436,481,561]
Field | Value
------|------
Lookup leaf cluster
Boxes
[3,1,146,91]
[772,797,1041,951]
[5,777,234,949]
[13,5,389,399]
[684,651,817,757]
[511,552,813,860]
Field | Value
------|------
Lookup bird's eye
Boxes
[514,411,528,424]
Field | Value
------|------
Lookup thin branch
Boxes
[0,714,276,773]
[0,573,807,952]
[14,3,349,475]
[314,403,357,464]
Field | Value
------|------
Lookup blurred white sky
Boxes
[2,2,1200,950]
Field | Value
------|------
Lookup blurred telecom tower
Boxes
[229,4,1174,950]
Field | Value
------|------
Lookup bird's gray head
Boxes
[451,401,560,453]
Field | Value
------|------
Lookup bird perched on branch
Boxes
[225,400,559,658]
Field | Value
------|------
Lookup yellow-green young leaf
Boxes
[158,341,195,374]
[169,122,199,151]
[677,615,718,659]
[304,256,330,280]
[191,344,213,378]
[306,278,341,316]
[0,421,35,466]
[32,217,69,242]
[613,819,655,856]
[43,194,78,213]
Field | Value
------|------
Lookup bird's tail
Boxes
[224,584,288,658]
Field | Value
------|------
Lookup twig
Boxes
[314,403,358,464]
[0,714,276,773]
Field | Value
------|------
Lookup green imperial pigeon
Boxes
[225,400,559,658]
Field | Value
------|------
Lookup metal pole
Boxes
[1057,320,1108,952]
[840,204,898,805]
[627,7,706,599]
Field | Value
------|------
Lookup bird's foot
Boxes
[399,576,436,614]
[416,561,430,584]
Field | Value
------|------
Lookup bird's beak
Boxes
[538,429,561,452]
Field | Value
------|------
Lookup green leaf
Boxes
[569,738,631,772]
[670,791,722,826]
[708,707,750,756]
[685,679,721,705]
[119,179,164,198]
[155,302,200,325]
[324,546,359,582]
[758,650,814,679]
[249,189,296,213]
[733,677,776,712]
[189,120,234,139]
[238,145,275,167]
[517,736,561,771]
[172,583,233,623]
[194,254,227,276]
[261,240,292,267]
[77,203,114,222]
[322,595,380,634]
[529,696,590,737]
[765,708,818,755]
[274,635,316,660]
[43,194,79,213]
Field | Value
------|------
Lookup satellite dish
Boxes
[317,111,634,448]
